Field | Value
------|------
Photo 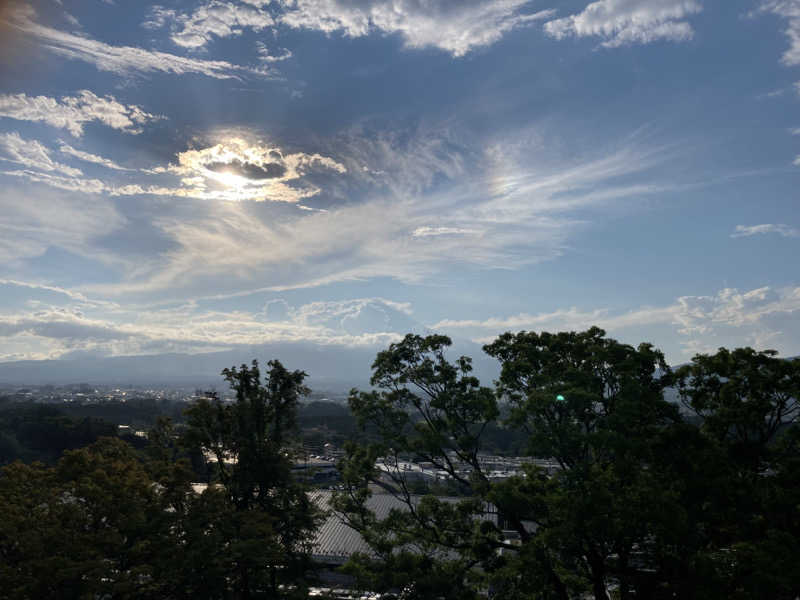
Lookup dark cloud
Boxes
[206,159,286,180]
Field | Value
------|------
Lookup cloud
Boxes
[333,125,473,196]
[93,197,564,298]
[0,132,82,177]
[731,223,800,238]
[24,283,784,364]
[146,0,555,57]
[432,285,800,360]
[157,137,347,202]
[278,0,555,57]
[141,6,177,30]
[0,280,119,316]
[670,287,800,354]
[4,4,275,80]
[0,184,126,264]
[759,0,800,66]
[0,279,94,304]
[0,296,417,360]
[58,142,133,171]
[256,42,293,62]
[0,91,160,136]
[67,125,680,299]
[1,135,347,203]
[62,11,80,28]
[2,120,683,304]
[262,298,291,321]
[145,1,275,49]
[0,309,131,341]
[289,297,417,335]
[544,0,702,48]
[412,226,481,237]
[1,169,107,194]
[432,305,676,333]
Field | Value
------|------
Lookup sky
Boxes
[0,0,799,374]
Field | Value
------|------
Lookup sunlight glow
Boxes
[207,169,250,189]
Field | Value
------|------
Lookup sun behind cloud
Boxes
[156,137,347,203]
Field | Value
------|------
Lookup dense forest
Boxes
[0,327,798,599]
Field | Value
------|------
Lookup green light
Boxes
[556,394,565,402]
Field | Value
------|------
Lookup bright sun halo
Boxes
[208,169,249,189]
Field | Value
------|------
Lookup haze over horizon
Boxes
[1,0,799,374]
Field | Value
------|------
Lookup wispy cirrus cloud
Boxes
[4,4,276,80]
[412,226,481,237]
[0,169,107,194]
[81,126,678,299]
[0,279,116,308]
[1,117,685,306]
[0,90,159,137]
[58,142,133,171]
[731,223,800,238]
[544,0,702,48]
[0,184,125,264]
[0,132,82,177]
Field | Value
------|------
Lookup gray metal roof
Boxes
[308,491,498,565]
[309,491,406,563]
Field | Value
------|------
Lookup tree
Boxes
[673,347,800,599]
[485,328,709,598]
[182,359,322,599]
[334,333,500,600]
[0,404,117,465]
[0,436,184,599]
[674,347,800,469]
[334,329,725,599]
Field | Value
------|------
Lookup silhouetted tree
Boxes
[182,360,322,598]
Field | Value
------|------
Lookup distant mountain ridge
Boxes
[0,338,500,392]
[2,338,749,393]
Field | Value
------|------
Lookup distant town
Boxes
[0,382,352,405]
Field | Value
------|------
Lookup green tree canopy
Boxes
[0,436,186,599]
[334,329,800,600]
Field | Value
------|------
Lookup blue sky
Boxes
[0,0,799,368]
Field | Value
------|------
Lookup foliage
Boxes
[673,348,800,598]
[0,437,186,599]
[334,329,800,599]
[182,359,323,598]
[0,335,798,599]
[0,403,117,465]
[0,359,323,599]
